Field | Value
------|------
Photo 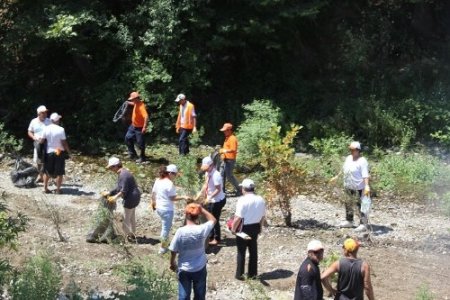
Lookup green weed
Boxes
[246,279,270,300]
[415,284,434,300]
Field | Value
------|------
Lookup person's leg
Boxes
[356,190,368,226]
[178,270,192,300]
[220,161,227,192]
[235,237,247,279]
[43,173,50,192]
[248,233,259,278]
[54,156,65,194]
[192,266,207,300]
[209,199,226,242]
[179,129,191,155]
[157,209,174,249]
[344,189,355,222]
[130,207,136,233]
[55,176,63,193]
[225,160,240,193]
[43,153,53,192]
[134,128,146,160]
[123,208,133,235]
[125,125,138,158]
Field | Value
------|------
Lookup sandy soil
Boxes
[1,158,450,300]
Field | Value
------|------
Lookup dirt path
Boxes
[1,159,450,299]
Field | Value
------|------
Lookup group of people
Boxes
[26,92,375,299]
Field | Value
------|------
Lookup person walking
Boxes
[125,91,148,163]
[41,112,70,194]
[336,141,371,232]
[151,164,189,254]
[169,203,216,300]
[102,157,141,240]
[231,178,266,280]
[294,240,325,300]
[199,156,226,246]
[175,93,197,155]
[28,105,51,183]
[219,123,241,196]
[321,238,375,300]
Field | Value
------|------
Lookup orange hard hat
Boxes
[220,123,233,131]
[128,91,140,100]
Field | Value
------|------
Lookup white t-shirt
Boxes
[169,221,214,272]
[28,117,51,139]
[42,123,66,153]
[205,169,225,203]
[152,178,177,211]
[235,193,266,225]
[343,155,369,190]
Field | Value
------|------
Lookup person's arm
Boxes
[169,251,177,271]
[192,108,197,132]
[207,184,221,201]
[61,139,70,154]
[28,130,36,140]
[151,192,156,210]
[321,261,339,296]
[362,158,370,195]
[363,261,375,300]
[231,216,242,234]
[201,206,216,224]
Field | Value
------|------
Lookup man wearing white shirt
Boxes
[28,105,51,182]
[41,112,70,194]
[232,178,266,280]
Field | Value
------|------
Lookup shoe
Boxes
[338,220,354,228]
[235,275,245,281]
[158,247,168,254]
[136,157,146,164]
[354,224,368,232]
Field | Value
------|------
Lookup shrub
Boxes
[246,278,270,300]
[259,124,303,226]
[415,284,434,300]
[236,99,282,166]
[11,252,62,300]
[117,258,175,299]
[174,155,202,197]
[320,251,340,284]
[309,132,354,157]
[0,122,23,154]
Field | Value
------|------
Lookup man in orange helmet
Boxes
[175,93,197,155]
[125,91,148,163]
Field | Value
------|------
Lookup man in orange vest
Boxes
[219,123,241,196]
[125,91,148,163]
[175,93,197,155]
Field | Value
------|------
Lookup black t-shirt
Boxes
[294,257,324,300]
[110,168,141,209]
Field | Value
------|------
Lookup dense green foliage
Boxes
[2,1,450,151]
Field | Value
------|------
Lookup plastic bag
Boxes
[360,195,371,215]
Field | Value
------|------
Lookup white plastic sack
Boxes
[360,195,371,215]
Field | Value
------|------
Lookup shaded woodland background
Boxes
[2,0,450,152]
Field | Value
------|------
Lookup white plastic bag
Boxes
[360,195,371,215]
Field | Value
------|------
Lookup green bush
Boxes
[117,258,175,299]
[309,132,354,157]
[0,122,23,154]
[174,155,202,197]
[415,284,434,300]
[236,99,282,166]
[11,252,62,300]
[320,251,340,284]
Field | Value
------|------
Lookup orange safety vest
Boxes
[222,134,238,160]
[176,101,195,130]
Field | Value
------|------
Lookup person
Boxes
[336,141,370,232]
[198,156,226,246]
[28,105,51,183]
[102,157,141,240]
[40,112,70,194]
[169,203,216,300]
[231,178,266,280]
[219,123,241,196]
[125,91,149,163]
[321,238,375,300]
[151,164,189,254]
[175,93,197,155]
[294,240,325,300]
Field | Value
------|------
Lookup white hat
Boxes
[166,164,178,173]
[349,141,361,150]
[106,157,121,168]
[175,93,186,102]
[307,240,324,252]
[239,178,255,189]
[50,112,62,122]
[200,156,213,171]
[37,105,48,114]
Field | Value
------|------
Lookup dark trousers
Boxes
[125,125,145,158]
[206,198,226,241]
[178,266,207,300]
[345,189,368,225]
[236,223,261,279]
[220,159,240,193]
[179,128,192,155]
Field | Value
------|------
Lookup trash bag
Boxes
[86,196,121,243]
[10,157,39,188]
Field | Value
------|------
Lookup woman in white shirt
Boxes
[339,141,370,232]
[151,164,188,254]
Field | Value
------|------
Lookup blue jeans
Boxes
[125,125,145,158]
[156,209,174,243]
[179,128,192,155]
[220,159,240,193]
[178,266,207,300]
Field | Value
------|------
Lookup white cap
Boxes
[166,164,178,173]
[200,156,213,171]
[239,178,255,189]
[175,93,186,102]
[106,157,121,168]
[307,240,324,252]
[349,141,361,150]
[37,105,48,114]
[50,112,62,122]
